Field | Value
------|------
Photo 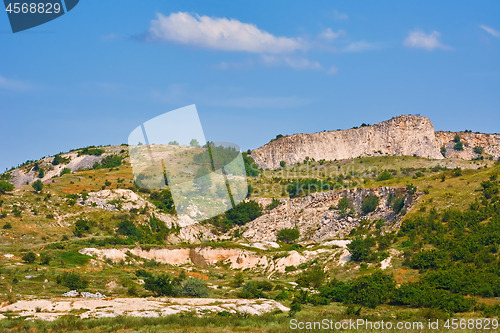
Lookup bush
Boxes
[225,201,263,226]
[32,179,43,193]
[276,228,300,244]
[144,274,175,296]
[454,142,464,151]
[474,146,484,155]
[452,167,462,177]
[38,168,45,178]
[237,282,267,299]
[56,272,88,290]
[0,180,14,194]
[391,196,405,213]
[22,251,36,263]
[40,253,51,265]
[266,198,280,210]
[376,170,392,181]
[180,278,209,297]
[361,194,379,214]
[3,222,12,229]
[280,161,286,168]
[52,154,61,166]
[453,134,461,143]
[60,168,71,176]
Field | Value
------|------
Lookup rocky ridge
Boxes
[251,115,500,170]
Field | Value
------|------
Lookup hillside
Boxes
[1,122,500,330]
[251,115,500,170]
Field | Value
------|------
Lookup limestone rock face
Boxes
[242,186,416,243]
[435,132,500,160]
[251,115,444,170]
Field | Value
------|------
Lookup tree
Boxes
[361,194,379,214]
[22,252,37,263]
[168,140,179,145]
[454,142,464,151]
[38,168,45,178]
[280,160,286,168]
[56,272,88,290]
[144,274,175,296]
[52,154,61,166]
[32,180,43,193]
[474,146,484,155]
[276,228,300,244]
[453,134,461,143]
[0,181,14,194]
[190,139,200,147]
[180,278,209,297]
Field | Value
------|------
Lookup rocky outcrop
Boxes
[252,115,443,170]
[436,132,500,160]
[242,186,416,243]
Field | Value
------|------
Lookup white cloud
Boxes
[332,9,348,20]
[343,41,380,52]
[403,30,452,51]
[207,96,313,108]
[101,33,121,41]
[326,66,338,75]
[145,12,305,53]
[261,55,323,71]
[211,59,254,70]
[480,25,500,38]
[0,75,33,90]
[318,28,345,40]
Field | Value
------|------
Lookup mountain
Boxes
[251,115,500,170]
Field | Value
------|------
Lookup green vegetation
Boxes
[56,271,89,290]
[207,200,263,232]
[32,179,43,193]
[280,161,286,168]
[22,251,36,263]
[361,194,379,214]
[276,228,300,244]
[142,271,209,297]
[93,154,122,169]
[376,170,393,181]
[78,147,105,157]
[0,180,14,194]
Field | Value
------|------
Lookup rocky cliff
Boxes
[436,131,500,160]
[251,115,500,170]
[242,186,417,243]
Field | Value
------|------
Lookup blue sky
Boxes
[1,0,499,172]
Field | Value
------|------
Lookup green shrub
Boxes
[453,134,461,143]
[454,142,464,151]
[280,161,286,168]
[180,278,209,297]
[265,198,280,210]
[3,222,12,229]
[474,146,484,155]
[0,180,14,194]
[452,167,462,177]
[52,154,61,166]
[144,274,175,296]
[22,251,36,263]
[361,194,379,214]
[276,228,300,244]
[376,170,392,181]
[237,282,267,299]
[32,179,43,193]
[56,272,89,290]
[60,168,71,176]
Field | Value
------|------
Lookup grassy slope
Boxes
[0,148,499,331]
